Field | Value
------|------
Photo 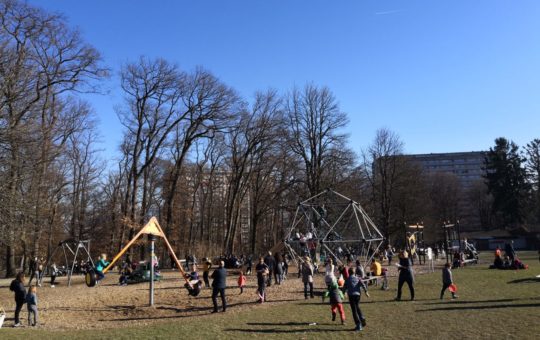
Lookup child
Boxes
[381,267,389,290]
[440,262,458,299]
[95,254,110,283]
[26,285,38,326]
[202,258,212,288]
[322,279,346,325]
[50,263,58,288]
[238,271,246,294]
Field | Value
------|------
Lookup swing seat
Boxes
[185,281,202,296]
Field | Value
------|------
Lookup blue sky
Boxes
[28,0,540,162]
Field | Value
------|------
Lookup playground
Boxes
[1,252,538,339]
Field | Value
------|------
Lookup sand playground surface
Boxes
[0,262,437,330]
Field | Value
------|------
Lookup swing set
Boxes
[41,239,95,286]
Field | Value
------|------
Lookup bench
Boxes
[462,258,478,266]
[362,276,383,286]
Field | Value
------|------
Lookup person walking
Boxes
[9,272,27,327]
[211,260,227,313]
[395,250,415,301]
[256,257,269,303]
[345,267,369,332]
[300,257,315,299]
[440,262,458,299]
[264,251,276,286]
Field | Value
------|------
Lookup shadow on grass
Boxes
[417,303,540,312]
[246,322,334,326]
[507,277,540,284]
[422,298,519,305]
[224,328,341,334]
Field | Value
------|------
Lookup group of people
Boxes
[490,242,528,270]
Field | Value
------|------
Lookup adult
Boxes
[300,257,315,299]
[9,272,27,327]
[395,251,415,301]
[345,267,369,332]
[274,252,284,285]
[325,257,335,278]
[211,260,227,313]
[256,257,269,303]
[387,245,395,265]
[354,259,365,279]
[369,259,382,276]
[264,251,276,286]
[28,257,40,286]
[505,241,516,263]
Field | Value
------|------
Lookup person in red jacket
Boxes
[238,271,246,294]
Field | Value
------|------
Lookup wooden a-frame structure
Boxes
[102,217,190,286]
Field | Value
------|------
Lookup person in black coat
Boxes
[264,251,276,286]
[211,261,227,313]
[9,272,27,327]
[395,251,415,301]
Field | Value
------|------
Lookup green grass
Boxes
[3,252,539,339]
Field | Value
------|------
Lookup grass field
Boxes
[2,252,539,339]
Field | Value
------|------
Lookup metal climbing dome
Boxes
[284,189,384,269]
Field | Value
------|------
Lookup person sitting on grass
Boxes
[95,254,110,284]
[322,278,346,325]
[440,262,458,299]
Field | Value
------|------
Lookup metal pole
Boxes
[149,234,156,307]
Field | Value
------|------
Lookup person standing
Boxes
[26,285,39,326]
[256,257,269,303]
[345,267,369,332]
[427,247,435,273]
[211,260,227,313]
[264,251,276,286]
[9,272,27,327]
[395,251,415,301]
[50,262,58,287]
[387,245,394,265]
[202,258,212,288]
[28,257,40,286]
[301,257,314,299]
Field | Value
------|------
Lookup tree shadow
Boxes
[246,322,334,326]
[507,277,540,284]
[417,303,540,312]
[224,328,340,334]
[423,298,518,305]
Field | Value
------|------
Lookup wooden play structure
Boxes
[85,217,193,306]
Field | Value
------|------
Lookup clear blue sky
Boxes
[29,0,540,162]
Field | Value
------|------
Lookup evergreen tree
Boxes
[484,138,529,227]
[524,138,540,223]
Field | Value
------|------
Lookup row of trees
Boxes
[1,0,538,276]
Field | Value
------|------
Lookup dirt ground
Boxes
[0,259,443,330]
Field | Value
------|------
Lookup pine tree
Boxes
[484,138,529,227]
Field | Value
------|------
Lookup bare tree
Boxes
[285,84,349,196]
